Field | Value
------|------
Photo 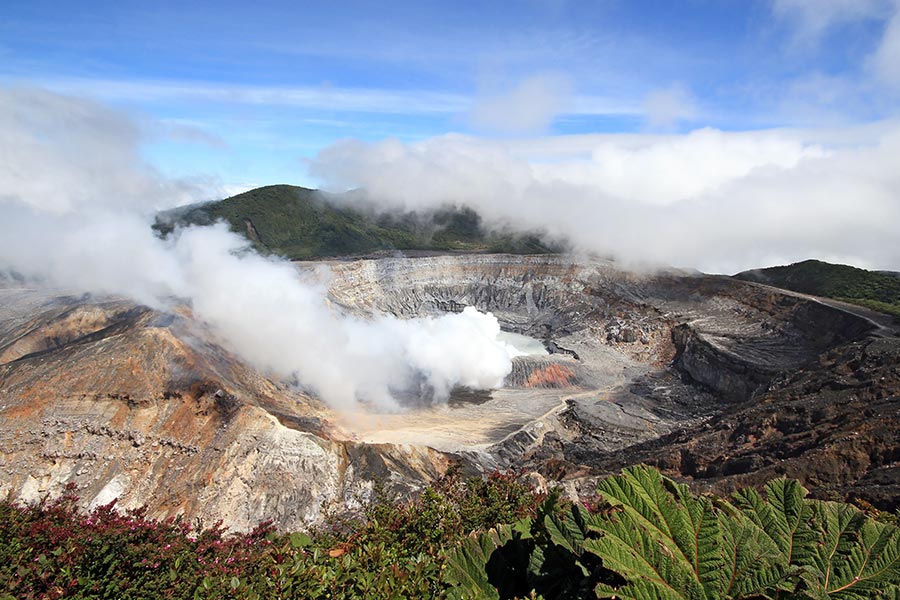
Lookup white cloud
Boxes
[642,83,697,130]
[760,0,900,126]
[870,4,900,87]
[767,0,900,121]
[311,124,900,273]
[12,76,471,115]
[0,87,202,215]
[157,119,228,148]
[772,0,889,48]
[0,87,520,411]
[470,72,573,134]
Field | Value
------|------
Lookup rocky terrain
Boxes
[0,286,449,532]
[1,253,897,531]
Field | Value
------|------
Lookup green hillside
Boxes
[155,184,560,260]
[735,259,900,318]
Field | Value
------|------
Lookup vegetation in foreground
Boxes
[735,259,900,319]
[0,469,537,600]
[154,185,560,260]
[2,465,899,599]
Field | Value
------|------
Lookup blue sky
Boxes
[2,0,898,191]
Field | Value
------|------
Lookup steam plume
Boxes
[0,87,520,411]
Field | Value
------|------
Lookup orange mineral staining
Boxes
[525,364,576,388]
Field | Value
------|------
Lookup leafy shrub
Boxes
[0,482,276,599]
[0,468,539,599]
[447,465,900,599]
[5,467,898,599]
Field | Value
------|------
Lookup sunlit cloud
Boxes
[311,124,900,273]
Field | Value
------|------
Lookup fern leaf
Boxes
[801,501,900,599]
[800,501,866,593]
[528,500,611,598]
[715,510,786,599]
[594,577,692,600]
[585,523,702,599]
[544,502,591,559]
[445,467,900,600]
[587,465,790,600]
[589,465,714,598]
[733,478,815,567]
[595,465,698,569]
[445,525,516,600]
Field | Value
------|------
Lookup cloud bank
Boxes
[0,88,520,411]
[311,125,900,273]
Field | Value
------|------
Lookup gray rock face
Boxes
[670,287,876,400]
[322,254,601,327]
[0,254,882,529]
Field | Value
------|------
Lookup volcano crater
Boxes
[2,253,896,530]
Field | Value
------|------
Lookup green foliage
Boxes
[0,468,539,599]
[445,490,611,600]
[737,480,900,599]
[587,465,789,599]
[834,297,900,318]
[154,184,561,260]
[735,259,900,319]
[0,484,276,599]
[5,467,900,599]
[447,465,900,600]
[445,524,521,600]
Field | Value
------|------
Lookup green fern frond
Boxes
[799,500,900,599]
[445,525,517,600]
[715,509,786,598]
[588,465,785,600]
[733,478,815,567]
[544,502,591,560]
[444,467,900,600]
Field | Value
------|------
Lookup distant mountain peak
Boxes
[155,185,563,260]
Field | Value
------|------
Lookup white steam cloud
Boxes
[311,125,900,273]
[0,87,520,411]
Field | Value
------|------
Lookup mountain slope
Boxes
[735,259,900,318]
[0,286,449,532]
[155,185,560,260]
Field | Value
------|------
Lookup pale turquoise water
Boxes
[497,331,549,356]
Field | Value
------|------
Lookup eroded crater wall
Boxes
[0,255,885,530]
